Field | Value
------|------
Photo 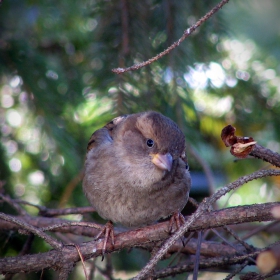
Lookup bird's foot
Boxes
[168,212,186,247]
[168,212,185,234]
[94,220,115,260]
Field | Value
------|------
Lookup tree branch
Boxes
[2,127,280,278]
[0,213,63,250]
[1,202,279,237]
[1,202,279,275]
[153,241,280,279]
[251,144,280,168]
[112,0,230,74]
[133,169,280,280]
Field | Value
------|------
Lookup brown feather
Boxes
[83,111,191,227]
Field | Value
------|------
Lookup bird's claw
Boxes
[168,212,186,246]
[168,212,185,234]
[94,220,115,260]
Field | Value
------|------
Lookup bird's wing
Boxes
[104,115,128,138]
[87,115,128,152]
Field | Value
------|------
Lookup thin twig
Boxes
[0,194,28,215]
[167,232,195,267]
[75,244,89,280]
[39,206,95,217]
[112,0,230,73]
[223,226,254,252]
[223,261,248,280]
[58,170,83,208]
[193,231,202,280]
[261,269,280,279]
[211,229,238,251]
[212,228,256,265]
[88,260,96,280]
[14,199,95,217]
[18,234,35,256]
[241,220,280,241]
[2,193,95,217]
[0,213,63,250]
[40,221,103,232]
[242,269,280,280]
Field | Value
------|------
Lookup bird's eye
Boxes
[146,139,154,148]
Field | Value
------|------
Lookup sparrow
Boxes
[83,111,191,254]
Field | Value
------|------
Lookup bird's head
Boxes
[136,111,186,172]
[113,111,186,175]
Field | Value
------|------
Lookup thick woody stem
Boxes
[250,144,280,168]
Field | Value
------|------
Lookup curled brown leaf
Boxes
[221,125,257,158]
[221,125,237,147]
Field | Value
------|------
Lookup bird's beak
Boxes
[151,153,173,172]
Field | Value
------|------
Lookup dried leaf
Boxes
[221,125,257,158]
[231,141,257,158]
[221,125,237,147]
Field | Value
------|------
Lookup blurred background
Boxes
[1,0,280,279]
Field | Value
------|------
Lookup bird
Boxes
[83,111,191,255]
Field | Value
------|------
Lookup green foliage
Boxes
[1,0,280,278]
